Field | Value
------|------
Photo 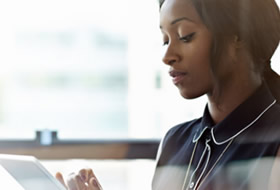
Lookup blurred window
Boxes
[0,0,278,140]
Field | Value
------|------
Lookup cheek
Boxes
[178,66,213,99]
[178,30,214,98]
[179,47,213,98]
[187,44,212,78]
[184,35,212,65]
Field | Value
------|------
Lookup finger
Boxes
[67,173,79,190]
[74,175,88,190]
[79,168,95,183]
[87,170,102,189]
[78,168,102,189]
[55,172,67,188]
[89,177,102,190]
[87,169,97,180]
[78,169,88,182]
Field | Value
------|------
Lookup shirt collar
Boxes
[192,106,214,142]
[193,83,276,145]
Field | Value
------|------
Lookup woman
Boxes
[56,0,280,189]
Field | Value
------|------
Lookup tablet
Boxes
[0,154,66,190]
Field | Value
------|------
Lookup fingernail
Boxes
[91,179,98,187]
[81,175,86,181]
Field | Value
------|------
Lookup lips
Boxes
[169,70,187,85]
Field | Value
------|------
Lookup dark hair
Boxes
[159,0,280,101]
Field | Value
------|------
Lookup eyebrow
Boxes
[160,17,194,29]
[171,17,194,25]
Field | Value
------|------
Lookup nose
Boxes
[162,44,179,66]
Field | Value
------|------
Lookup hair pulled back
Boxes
[159,0,280,101]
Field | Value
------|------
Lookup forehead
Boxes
[160,0,202,27]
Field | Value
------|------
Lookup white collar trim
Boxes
[193,100,276,145]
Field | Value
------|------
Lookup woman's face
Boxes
[160,0,214,99]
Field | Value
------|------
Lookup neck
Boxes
[207,77,262,124]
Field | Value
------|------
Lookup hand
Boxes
[56,168,103,190]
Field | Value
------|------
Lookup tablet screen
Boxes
[0,154,66,190]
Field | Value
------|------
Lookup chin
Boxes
[179,89,204,100]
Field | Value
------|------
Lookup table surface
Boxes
[41,159,156,190]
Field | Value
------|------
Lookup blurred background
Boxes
[0,0,279,189]
[0,0,208,140]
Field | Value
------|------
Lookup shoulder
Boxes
[161,118,201,150]
[155,118,201,165]
[264,102,280,125]
[165,119,199,136]
[265,102,280,137]
[270,101,280,114]
[244,102,280,143]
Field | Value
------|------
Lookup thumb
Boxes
[55,172,67,188]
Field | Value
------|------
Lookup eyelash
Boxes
[162,32,196,46]
[163,41,169,46]
[179,32,196,43]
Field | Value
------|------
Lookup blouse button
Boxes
[189,182,194,189]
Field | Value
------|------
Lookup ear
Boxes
[228,35,242,60]
[233,35,243,48]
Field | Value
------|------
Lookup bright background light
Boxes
[0,0,278,140]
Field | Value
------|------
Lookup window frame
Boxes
[0,130,160,159]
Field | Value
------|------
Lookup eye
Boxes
[179,32,196,43]
[162,34,169,46]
